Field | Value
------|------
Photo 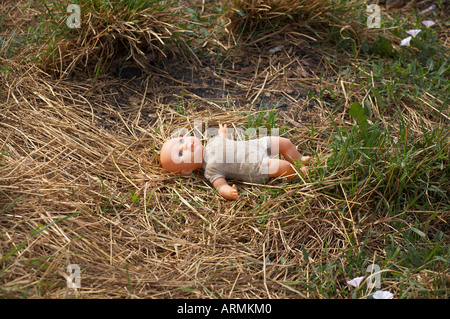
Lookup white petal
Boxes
[406,29,421,37]
[400,36,412,46]
[422,20,435,28]
[347,276,364,287]
[373,290,394,299]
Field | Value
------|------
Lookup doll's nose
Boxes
[183,139,195,150]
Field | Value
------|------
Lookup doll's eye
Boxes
[178,152,183,157]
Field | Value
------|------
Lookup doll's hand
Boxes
[213,178,239,200]
[219,184,239,200]
[218,124,228,138]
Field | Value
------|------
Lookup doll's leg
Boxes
[268,159,307,180]
[269,137,310,164]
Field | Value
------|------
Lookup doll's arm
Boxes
[212,177,239,200]
[218,124,228,138]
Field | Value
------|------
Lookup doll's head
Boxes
[160,136,204,175]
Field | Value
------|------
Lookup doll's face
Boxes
[160,136,203,174]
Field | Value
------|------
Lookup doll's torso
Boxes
[202,136,271,184]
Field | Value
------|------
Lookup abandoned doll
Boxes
[160,124,310,200]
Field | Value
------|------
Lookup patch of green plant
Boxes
[245,102,283,136]
[0,147,7,167]
[382,225,449,298]
[329,99,449,214]
[366,36,393,58]
[0,195,27,217]
[97,175,127,214]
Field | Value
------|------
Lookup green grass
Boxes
[284,4,448,297]
[313,106,448,296]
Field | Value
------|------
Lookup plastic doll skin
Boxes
[160,124,311,200]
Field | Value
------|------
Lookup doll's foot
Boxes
[285,166,308,181]
[301,156,311,164]
[285,173,296,181]
[284,166,307,181]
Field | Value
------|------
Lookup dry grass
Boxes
[0,60,340,298]
[225,0,356,30]
[2,0,194,78]
[223,0,366,42]
[1,0,449,299]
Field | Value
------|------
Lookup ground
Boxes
[0,0,448,299]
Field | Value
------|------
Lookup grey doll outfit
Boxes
[202,136,272,184]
